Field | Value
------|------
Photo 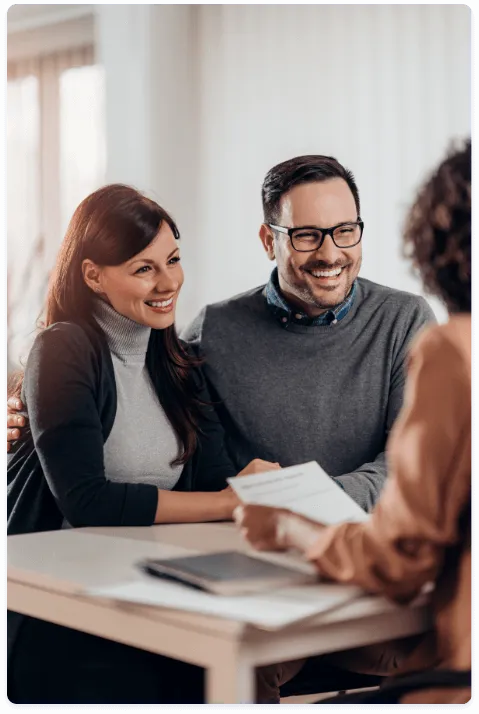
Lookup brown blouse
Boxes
[306,315,471,704]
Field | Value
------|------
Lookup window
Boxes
[7,48,106,371]
[7,72,41,373]
[60,63,106,235]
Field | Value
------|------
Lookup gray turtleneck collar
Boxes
[87,297,183,495]
[93,299,151,360]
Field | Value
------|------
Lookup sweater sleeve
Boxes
[335,295,437,511]
[306,326,471,603]
[23,324,158,527]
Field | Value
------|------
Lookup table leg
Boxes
[207,648,255,704]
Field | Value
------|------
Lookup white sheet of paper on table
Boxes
[84,462,369,629]
[86,575,362,630]
[228,461,369,525]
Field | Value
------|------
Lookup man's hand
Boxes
[7,397,26,452]
[237,459,281,477]
[234,504,327,554]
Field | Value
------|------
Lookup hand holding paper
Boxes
[228,461,369,526]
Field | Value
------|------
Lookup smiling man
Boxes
[182,155,436,512]
[262,173,363,319]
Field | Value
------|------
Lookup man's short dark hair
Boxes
[261,154,361,224]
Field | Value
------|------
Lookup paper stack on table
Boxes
[228,461,369,525]
[85,461,369,629]
[86,576,362,630]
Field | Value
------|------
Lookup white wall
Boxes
[95,4,200,324]
[97,4,471,326]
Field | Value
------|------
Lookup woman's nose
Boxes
[155,272,178,294]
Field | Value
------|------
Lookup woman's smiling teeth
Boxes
[145,298,173,308]
[309,267,343,278]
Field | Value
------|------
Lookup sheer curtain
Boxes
[7,62,41,373]
[7,48,106,372]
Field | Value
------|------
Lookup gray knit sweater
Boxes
[181,277,436,512]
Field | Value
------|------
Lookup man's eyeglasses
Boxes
[268,220,364,252]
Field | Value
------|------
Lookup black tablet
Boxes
[138,550,317,595]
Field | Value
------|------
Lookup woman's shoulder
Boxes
[23,321,114,406]
[28,321,106,367]
[37,320,91,340]
[409,315,471,379]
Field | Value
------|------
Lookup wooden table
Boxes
[8,522,431,703]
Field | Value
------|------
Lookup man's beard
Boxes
[295,282,350,310]
[278,255,360,313]
[292,268,351,310]
[295,256,360,309]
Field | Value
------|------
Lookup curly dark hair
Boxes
[403,139,471,313]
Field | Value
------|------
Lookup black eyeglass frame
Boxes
[268,219,364,252]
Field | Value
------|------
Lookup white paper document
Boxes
[228,461,369,525]
[86,576,362,630]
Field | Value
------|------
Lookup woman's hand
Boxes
[234,504,327,553]
[215,461,280,522]
[237,459,281,477]
[233,504,291,551]
[7,397,27,452]
[218,485,241,520]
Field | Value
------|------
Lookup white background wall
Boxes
[95,4,470,326]
[7,4,472,350]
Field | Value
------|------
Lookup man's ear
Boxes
[259,223,276,261]
[82,259,103,294]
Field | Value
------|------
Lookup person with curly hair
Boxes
[236,139,471,704]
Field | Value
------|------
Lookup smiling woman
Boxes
[81,202,184,329]
[7,184,279,703]
[35,184,201,466]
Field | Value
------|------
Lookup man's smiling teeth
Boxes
[145,298,173,307]
[310,267,343,278]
